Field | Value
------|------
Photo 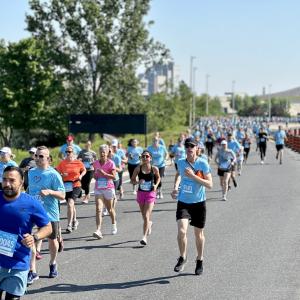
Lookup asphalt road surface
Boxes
[26,143,300,300]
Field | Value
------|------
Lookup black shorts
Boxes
[176,201,206,229]
[276,144,284,151]
[66,187,82,200]
[128,163,139,179]
[217,168,231,177]
[158,166,165,177]
[48,221,59,240]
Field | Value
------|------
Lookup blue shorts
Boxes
[0,267,28,296]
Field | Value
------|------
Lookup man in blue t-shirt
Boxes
[274,125,287,164]
[28,146,65,283]
[171,138,213,276]
[59,135,81,159]
[0,166,51,299]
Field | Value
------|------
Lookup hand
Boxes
[171,189,178,200]
[184,167,195,178]
[21,233,35,248]
[40,189,51,197]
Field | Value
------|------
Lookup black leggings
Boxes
[206,142,214,157]
[158,166,165,188]
[81,170,94,195]
[259,143,267,160]
[244,147,250,160]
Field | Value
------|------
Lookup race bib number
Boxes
[97,178,108,189]
[182,183,193,194]
[0,230,18,257]
[84,161,91,169]
[64,182,73,192]
[139,181,152,191]
[260,138,266,142]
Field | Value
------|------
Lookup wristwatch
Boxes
[33,234,40,242]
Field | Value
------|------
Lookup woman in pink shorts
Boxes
[131,150,160,246]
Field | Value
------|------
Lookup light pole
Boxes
[232,80,236,111]
[189,56,196,127]
[205,74,210,115]
[268,84,272,120]
[192,67,197,124]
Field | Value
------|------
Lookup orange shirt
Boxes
[56,159,85,187]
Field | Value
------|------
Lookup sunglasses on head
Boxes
[65,150,73,153]
[35,154,46,159]
[185,144,196,148]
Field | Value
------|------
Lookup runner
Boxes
[171,137,186,171]
[205,129,215,160]
[131,150,160,246]
[19,147,37,191]
[77,141,97,204]
[127,139,143,195]
[27,146,65,283]
[274,125,287,164]
[147,137,168,199]
[0,147,18,190]
[242,133,251,163]
[171,138,213,275]
[215,140,236,201]
[58,135,81,159]
[258,127,268,164]
[227,133,241,187]
[0,166,51,299]
[93,144,117,239]
[56,146,86,233]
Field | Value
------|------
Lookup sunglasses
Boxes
[142,155,150,158]
[35,154,46,159]
[185,144,196,148]
[65,151,73,153]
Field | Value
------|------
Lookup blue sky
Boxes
[1,0,299,96]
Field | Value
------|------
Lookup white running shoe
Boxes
[261,160,264,164]
[102,208,109,216]
[112,223,117,235]
[93,230,103,239]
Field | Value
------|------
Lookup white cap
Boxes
[0,147,12,155]
[111,139,118,147]
[221,140,227,145]
[29,147,37,154]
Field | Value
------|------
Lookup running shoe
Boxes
[82,199,89,204]
[174,256,187,272]
[232,178,237,188]
[140,238,147,246]
[72,219,79,230]
[66,225,72,233]
[261,160,264,164]
[133,190,137,195]
[49,264,58,278]
[111,223,117,235]
[93,230,103,239]
[102,208,109,216]
[36,251,43,260]
[222,196,227,201]
[160,192,164,199]
[195,260,203,275]
[27,271,39,285]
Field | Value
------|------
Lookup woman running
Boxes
[131,150,160,246]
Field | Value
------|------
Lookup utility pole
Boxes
[192,67,197,124]
[205,74,210,115]
[232,80,236,111]
[268,84,272,121]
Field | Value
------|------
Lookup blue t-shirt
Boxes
[60,143,82,157]
[28,167,65,222]
[111,154,121,181]
[0,160,18,183]
[228,140,242,155]
[127,146,143,165]
[0,192,49,270]
[177,158,210,204]
[172,144,186,164]
[274,130,286,145]
[147,145,167,168]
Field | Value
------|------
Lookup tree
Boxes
[0,38,64,147]
[26,0,167,115]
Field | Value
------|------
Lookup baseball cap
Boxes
[111,139,118,147]
[0,147,12,155]
[29,147,37,154]
[221,140,227,145]
[66,135,74,142]
[184,138,198,146]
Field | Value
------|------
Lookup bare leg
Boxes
[177,219,189,258]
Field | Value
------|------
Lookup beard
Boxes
[3,187,19,198]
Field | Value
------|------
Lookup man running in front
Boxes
[171,137,213,275]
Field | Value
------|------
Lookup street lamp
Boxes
[192,67,197,124]
[268,84,272,121]
[189,56,196,127]
[232,80,236,111]
[205,74,210,115]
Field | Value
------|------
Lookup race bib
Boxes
[84,161,91,169]
[260,138,266,142]
[182,183,193,194]
[64,182,73,192]
[0,230,18,257]
[139,181,152,191]
[97,178,108,189]
[220,161,230,170]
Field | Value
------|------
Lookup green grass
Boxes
[12,126,188,166]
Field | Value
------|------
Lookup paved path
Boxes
[26,143,300,300]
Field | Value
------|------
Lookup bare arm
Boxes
[21,222,52,248]
[131,166,140,185]
[152,166,161,191]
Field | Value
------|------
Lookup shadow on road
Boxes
[27,274,191,295]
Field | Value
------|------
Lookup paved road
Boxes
[26,143,300,300]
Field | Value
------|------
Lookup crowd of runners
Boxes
[0,117,290,299]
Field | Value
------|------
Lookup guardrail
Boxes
[286,128,300,153]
